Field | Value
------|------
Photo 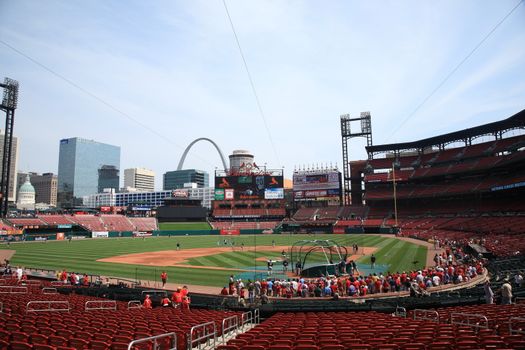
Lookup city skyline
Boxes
[1,1,524,191]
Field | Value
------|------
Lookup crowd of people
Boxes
[221,240,489,303]
[223,261,484,303]
[143,286,191,309]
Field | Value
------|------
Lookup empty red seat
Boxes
[48,336,68,347]
[9,341,33,350]
[91,341,111,350]
[68,338,89,349]
[32,345,55,350]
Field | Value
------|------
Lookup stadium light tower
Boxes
[0,78,19,218]
[340,112,373,206]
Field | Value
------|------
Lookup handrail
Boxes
[127,332,177,350]
[24,280,42,285]
[451,312,488,330]
[0,286,28,294]
[188,321,216,350]
[141,290,167,297]
[509,317,525,335]
[221,315,239,344]
[42,287,58,294]
[254,308,260,324]
[128,300,142,309]
[241,311,253,330]
[394,306,407,318]
[27,300,70,313]
[413,309,439,323]
[85,300,117,311]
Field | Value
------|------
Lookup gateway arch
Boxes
[177,137,228,171]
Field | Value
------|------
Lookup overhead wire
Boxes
[0,38,217,168]
[222,0,282,167]
[387,0,524,141]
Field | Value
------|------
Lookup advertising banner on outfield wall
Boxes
[92,231,109,238]
[220,229,240,235]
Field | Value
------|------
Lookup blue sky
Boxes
[1,0,524,190]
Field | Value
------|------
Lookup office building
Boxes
[163,169,208,190]
[83,187,214,209]
[98,165,119,193]
[57,137,120,207]
[0,130,19,203]
[17,172,58,207]
[124,168,155,192]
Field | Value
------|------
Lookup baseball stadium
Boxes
[0,108,524,350]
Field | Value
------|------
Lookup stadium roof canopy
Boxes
[367,109,525,155]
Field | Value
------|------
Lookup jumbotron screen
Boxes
[293,170,341,202]
[214,175,284,200]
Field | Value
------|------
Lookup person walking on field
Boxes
[161,271,168,288]
[371,254,376,269]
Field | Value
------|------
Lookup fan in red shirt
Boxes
[143,295,152,309]
[160,271,168,288]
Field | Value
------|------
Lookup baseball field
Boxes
[0,233,427,288]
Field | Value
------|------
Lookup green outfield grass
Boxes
[158,222,212,230]
[0,234,427,287]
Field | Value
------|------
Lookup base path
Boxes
[98,245,295,267]
[0,249,15,262]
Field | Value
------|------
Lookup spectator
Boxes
[501,279,513,305]
[161,296,171,307]
[160,271,168,288]
[143,295,152,309]
[484,280,494,304]
[182,295,191,310]
[220,286,229,295]
[370,255,376,269]
[172,287,183,308]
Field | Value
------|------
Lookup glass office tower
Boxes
[57,138,120,207]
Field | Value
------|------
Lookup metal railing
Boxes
[510,317,525,335]
[188,321,216,350]
[221,315,239,344]
[394,306,407,318]
[451,313,489,330]
[85,300,117,311]
[241,311,254,330]
[413,309,439,323]
[127,332,177,350]
[42,287,58,294]
[254,308,260,324]
[23,280,42,286]
[128,300,142,309]
[141,290,167,297]
[27,300,70,313]
[0,286,28,294]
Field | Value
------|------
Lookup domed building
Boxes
[17,174,35,210]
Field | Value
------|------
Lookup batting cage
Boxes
[289,239,349,277]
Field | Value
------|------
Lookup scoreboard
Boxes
[214,174,284,200]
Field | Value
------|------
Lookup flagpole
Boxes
[392,163,398,227]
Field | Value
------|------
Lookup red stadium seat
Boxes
[48,336,68,347]
[91,341,111,350]
[9,342,33,350]
[68,338,89,349]
[32,345,55,350]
